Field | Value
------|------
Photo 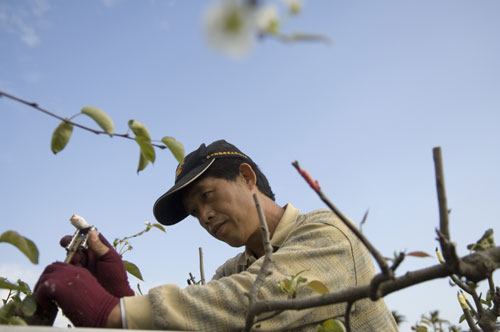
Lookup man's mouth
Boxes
[210,222,226,237]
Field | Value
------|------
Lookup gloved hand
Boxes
[60,231,134,297]
[34,262,119,327]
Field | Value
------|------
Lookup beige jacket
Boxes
[123,204,398,331]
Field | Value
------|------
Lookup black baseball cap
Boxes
[153,139,251,225]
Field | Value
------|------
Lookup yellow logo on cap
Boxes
[205,151,248,159]
[175,163,183,179]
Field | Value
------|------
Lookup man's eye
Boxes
[202,191,213,200]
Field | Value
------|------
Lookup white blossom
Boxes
[203,0,256,58]
[256,4,279,35]
[283,0,303,15]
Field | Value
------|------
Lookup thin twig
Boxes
[0,90,166,149]
[451,275,483,315]
[291,161,393,293]
[432,147,450,239]
[188,272,197,285]
[487,275,496,300]
[344,301,354,332]
[359,209,369,233]
[243,194,274,332]
[488,274,500,317]
[462,291,479,317]
[390,252,406,271]
[462,307,481,332]
[433,147,456,265]
[199,247,206,285]
[252,310,284,325]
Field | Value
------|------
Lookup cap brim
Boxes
[153,158,215,225]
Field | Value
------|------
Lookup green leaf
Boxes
[137,148,149,173]
[0,300,16,319]
[152,223,166,232]
[20,295,37,317]
[486,289,492,301]
[307,280,329,294]
[459,314,465,323]
[0,231,39,264]
[0,277,21,291]
[50,121,73,154]
[135,137,155,163]
[16,280,31,295]
[296,276,308,285]
[81,106,114,136]
[481,299,492,306]
[128,120,151,141]
[161,136,185,164]
[7,316,28,326]
[467,228,495,252]
[316,318,346,332]
[123,260,143,281]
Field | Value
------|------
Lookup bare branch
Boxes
[243,194,274,332]
[292,161,393,296]
[252,310,284,326]
[389,252,405,272]
[433,147,456,264]
[199,247,206,285]
[451,275,483,315]
[462,308,481,332]
[359,209,369,233]
[345,301,354,332]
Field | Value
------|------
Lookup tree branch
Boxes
[451,275,483,315]
[345,301,354,332]
[462,307,481,332]
[0,90,166,149]
[432,146,459,267]
[243,194,274,332]
[292,161,393,298]
[199,247,206,285]
[251,246,500,315]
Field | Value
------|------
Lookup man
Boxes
[34,139,398,331]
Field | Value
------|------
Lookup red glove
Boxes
[34,262,118,327]
[60,231,134,297]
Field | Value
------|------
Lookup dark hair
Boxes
[198,158,275,201]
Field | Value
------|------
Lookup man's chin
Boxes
[222,238,244,248]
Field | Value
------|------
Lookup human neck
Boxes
[245,194,285,258]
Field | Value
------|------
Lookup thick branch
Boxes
[251,247,500,315]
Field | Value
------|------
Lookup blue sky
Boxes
[1,0,499,329]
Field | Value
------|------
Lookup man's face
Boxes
[182,174,260,248]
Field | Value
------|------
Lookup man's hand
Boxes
[34,262,119,327]
[60,230,134,297]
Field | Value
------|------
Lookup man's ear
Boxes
[239,163,257,188]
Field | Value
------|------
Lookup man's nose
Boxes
[199,207,215,226]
